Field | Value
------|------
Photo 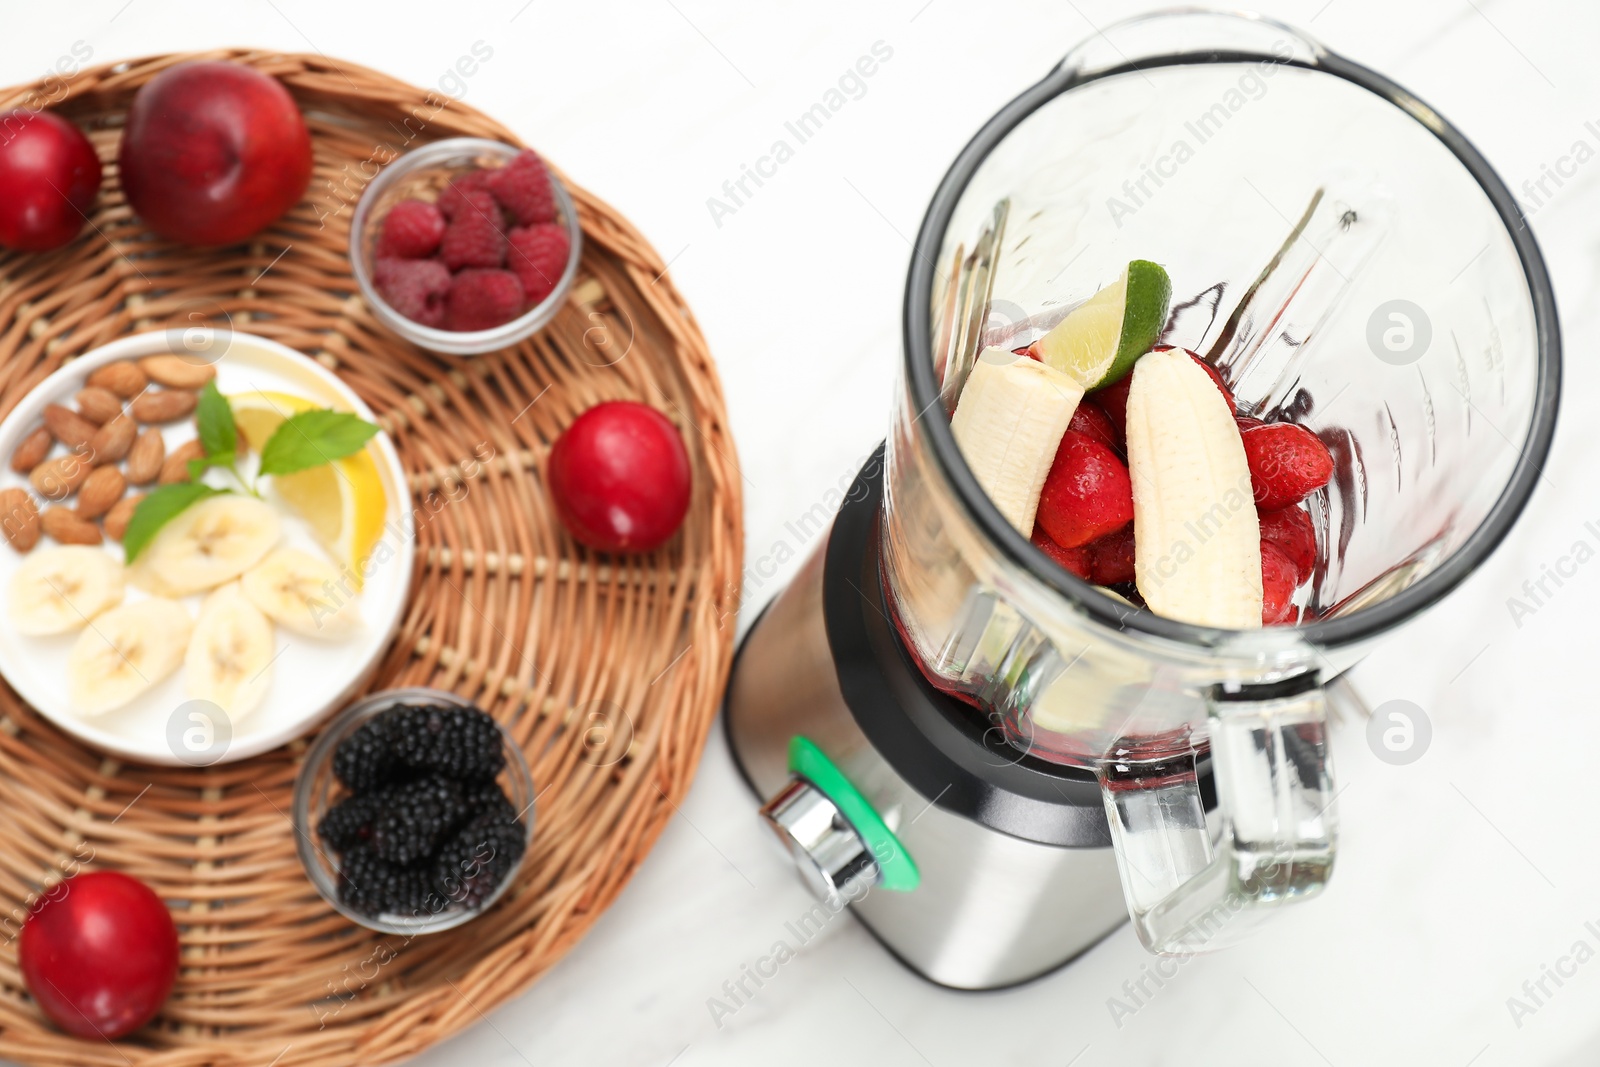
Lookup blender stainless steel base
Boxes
[726,448,1209,990]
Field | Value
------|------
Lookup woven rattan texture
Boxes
[0,50,742,1066]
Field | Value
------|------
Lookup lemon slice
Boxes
[230,390,387,585]
[1031,259,1171,390]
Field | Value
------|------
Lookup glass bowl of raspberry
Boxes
[350,138,582,357]
[293,687,536,935]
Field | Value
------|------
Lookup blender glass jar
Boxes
[881,10,1559,952]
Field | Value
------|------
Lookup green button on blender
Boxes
[788,736,919,892]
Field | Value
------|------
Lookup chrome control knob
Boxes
[759,777,879,905]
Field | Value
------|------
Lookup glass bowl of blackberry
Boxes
[293,687,534,934]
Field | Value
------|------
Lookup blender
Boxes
[725,9,1560,988]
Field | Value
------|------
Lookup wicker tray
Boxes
[0,51,742,1066]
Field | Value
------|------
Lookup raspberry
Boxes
[372,257,450,327]
[1258,505,1316,583]
[368,776,470,865]
[1035,430,1134,549]
[444,269,525,332]
[375,198,445,259]
[433,809,526,910]
[440,192,507,270]
[446,188,503,231]
[318,793,380,849]
[1240,422,1334,511]
[1030,526,1090,579]
[507,223,570,304]
[337,844,438,917]
[1261,540,1300,625]
[438,170,496,221]
[486,150,556,226]
[385,703,507,782]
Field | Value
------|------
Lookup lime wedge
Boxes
[1031,259,1171,390]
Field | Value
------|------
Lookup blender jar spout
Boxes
[1052,8,1326,84]
[1098,675,1336,954]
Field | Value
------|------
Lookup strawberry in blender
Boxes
[951,260,1336,627]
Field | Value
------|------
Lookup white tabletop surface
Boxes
[6,1,1600,1064]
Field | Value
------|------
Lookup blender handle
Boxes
[1096,675,1336,955]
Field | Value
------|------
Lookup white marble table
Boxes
[6,0,1600,1063]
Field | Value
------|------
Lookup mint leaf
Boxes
[196,381,237,458]
[258,410,380,477]
[123,483,225,563]
[188,451,235,481]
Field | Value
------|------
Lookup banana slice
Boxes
[9,546,126,635]
[185,584,275,719]
[241,547,362,639]
[1125,347,1262,628]
[138,495,281,597]
[67,598,193,716]
[950,347,1084,534]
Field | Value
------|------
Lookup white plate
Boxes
[0,331,414,765]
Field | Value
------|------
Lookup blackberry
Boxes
[387,703,505,783]
[332,716,403,791]
[368,776,470,866]
[433,809,527,909]
[318,793,380,849]
[463,781,518,823]
[337,844,438,917]
[323,699,519,918]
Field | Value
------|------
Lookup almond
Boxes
[139,355,216,390]
[126,428,165,485]
[131,389,198,424]
[29,455,91,500]
[10,426,52,473]
[87,360,148,398]
[41,507,101,545]
[89,413,136,464]
[159,440,205,485]
[0,488,40,552]
[103,493,143,541]
[73,386,124,425]
[43,404,99,448]
[75,466,125,520]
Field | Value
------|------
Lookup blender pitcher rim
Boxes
[900,16,1562,653]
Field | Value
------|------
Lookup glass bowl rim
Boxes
[292,685,536,935]
[348,136,583,357]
